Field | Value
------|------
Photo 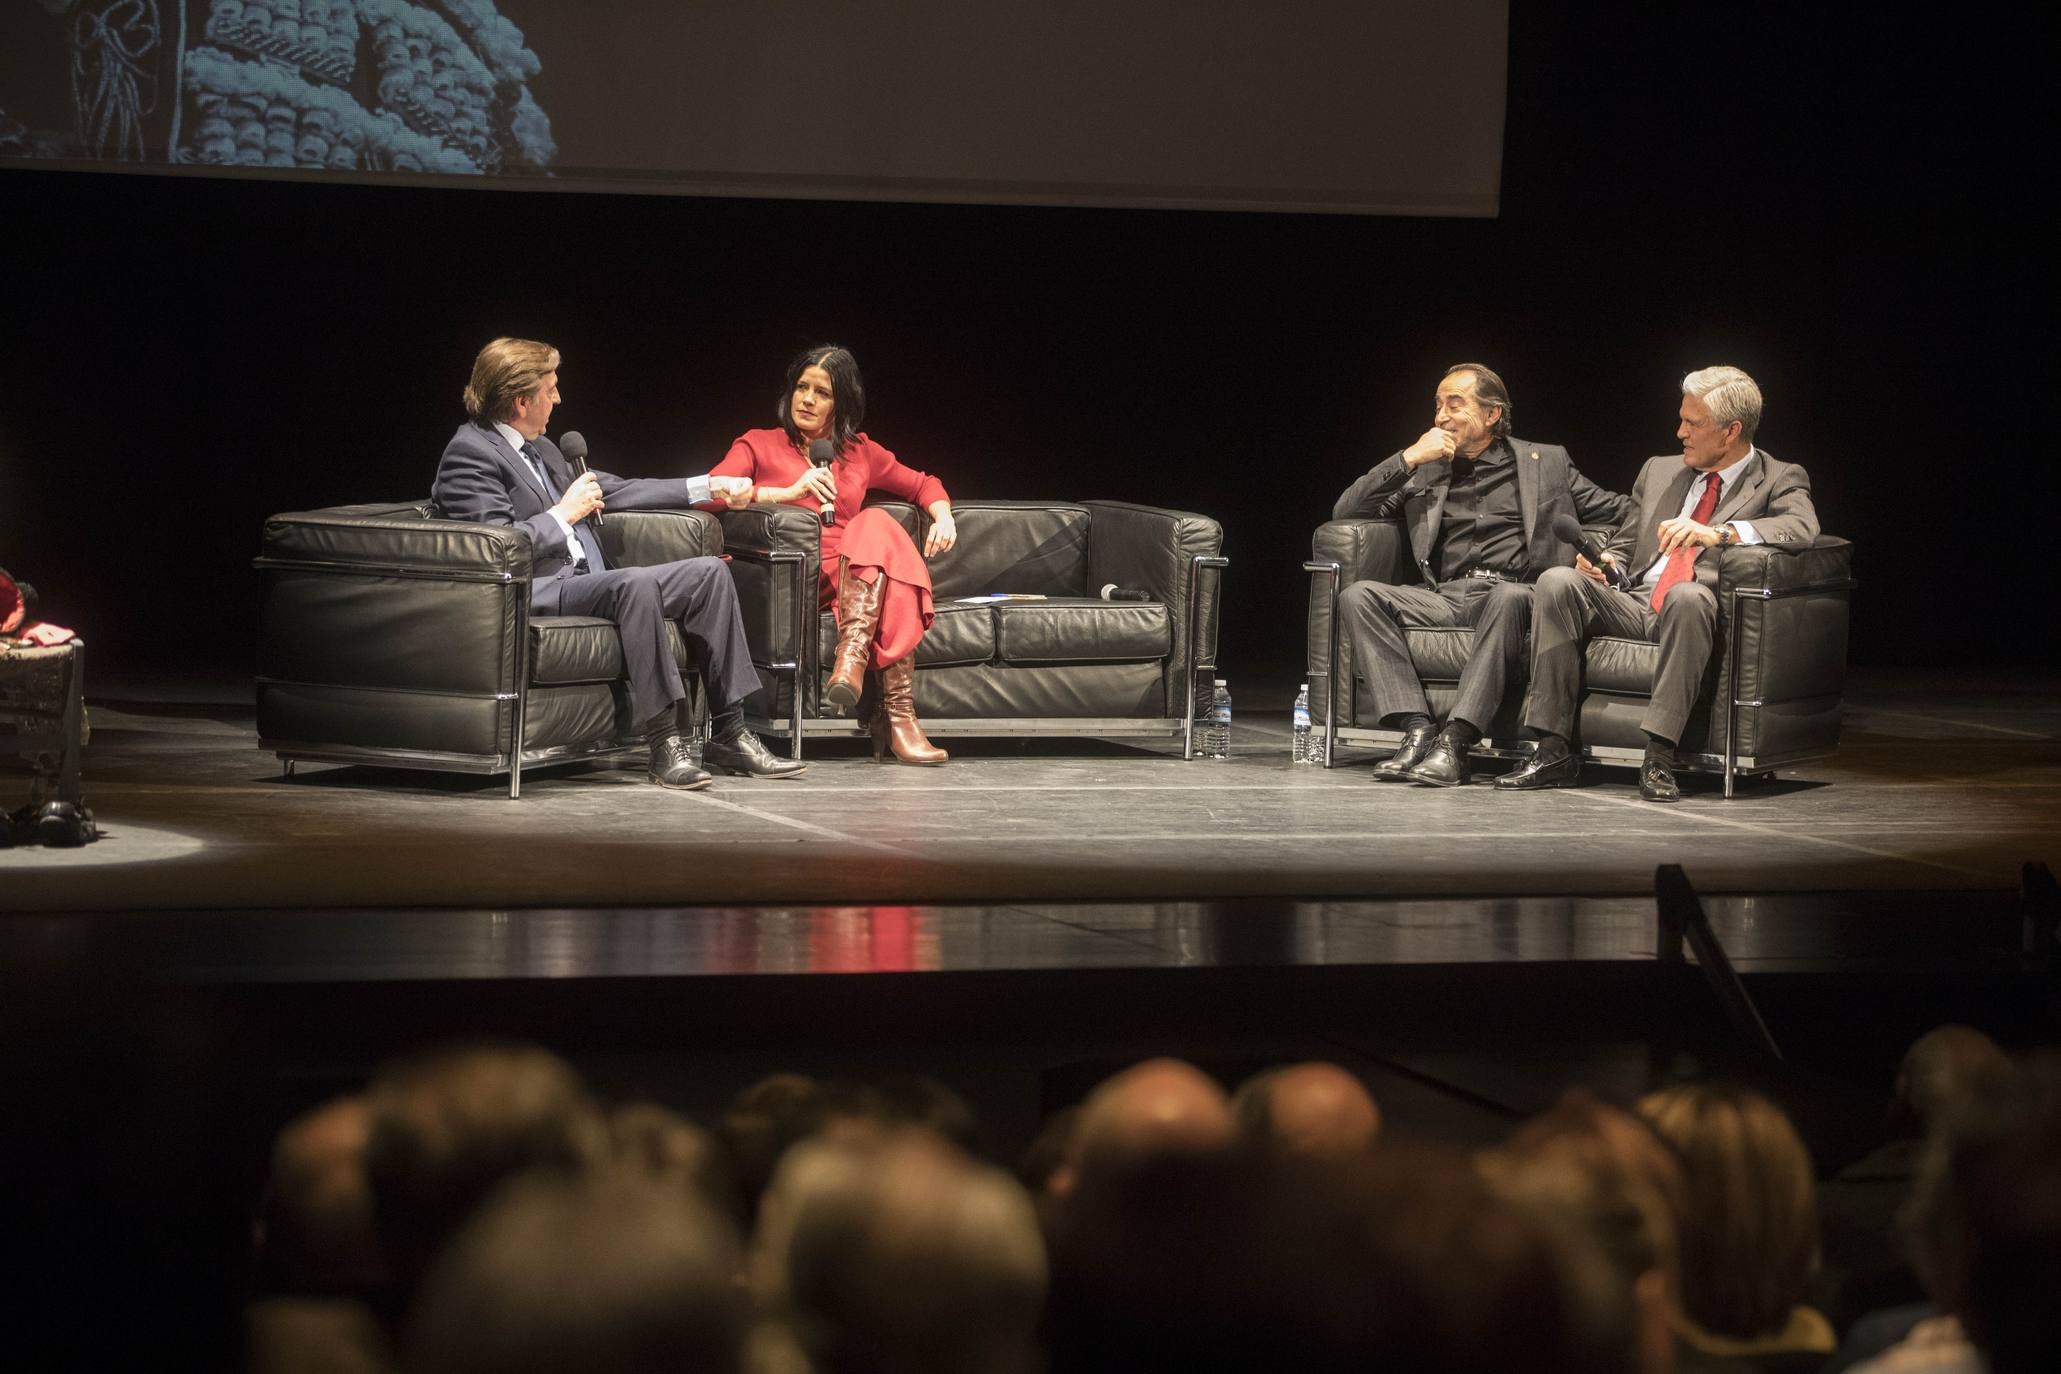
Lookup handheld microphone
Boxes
[557,430,603,529]
[1098,583,1152,602]
[1550,513,1629,590]
[807,438,836,527]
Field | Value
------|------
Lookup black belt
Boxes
[1455,568,1530,585]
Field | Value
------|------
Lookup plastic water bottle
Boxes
[1200,679,1232,759]
[1291,683,1314,763]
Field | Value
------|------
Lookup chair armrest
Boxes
[1718,535,1854,595]
[602,508,722,567]
[1082,501,1225,716]
[255,507,534,703]
[718,505,823,669]
[258,507,534,581]
[1304,519,1416,705]
[1311,518,1414,587]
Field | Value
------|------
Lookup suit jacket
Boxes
[431,422,698,592]
[1332,436,1631,588]
[1608,448,1818,590]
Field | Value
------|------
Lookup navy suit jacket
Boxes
[431,422,699,604]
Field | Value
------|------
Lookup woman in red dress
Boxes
[709,346,957,765]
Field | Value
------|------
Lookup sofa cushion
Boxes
[531,616,689,685]
[1402,627,1478,683]
[815,600,996,669]
[994,598,1171,665]
[926,504,1091,599]
[1582,636,1659,695]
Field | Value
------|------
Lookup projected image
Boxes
[0,0,554,175]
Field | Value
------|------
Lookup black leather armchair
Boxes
[718,498,1226,756]
[255,501,724,797]
[1304,518,1855,795]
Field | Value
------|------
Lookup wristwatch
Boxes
[1716,523,1737,547]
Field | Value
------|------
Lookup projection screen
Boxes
[0,1,1507,216]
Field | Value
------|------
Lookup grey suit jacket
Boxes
[431,422,697,587]
[1607,448,1819,589]
[1331,436,1631,588]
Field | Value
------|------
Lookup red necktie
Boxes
[1649,473,1722,613]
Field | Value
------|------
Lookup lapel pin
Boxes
[1529,450,1539,461]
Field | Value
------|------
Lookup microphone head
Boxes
[558,431,589,463]
[807,438,836,467]
[1549,512,1586,545]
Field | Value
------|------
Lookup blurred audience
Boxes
[1231,1061,1382,1157]
[362,1041,605,1314]
[1849,1054,2061,1374]
[401,1164,746,1374]
[238,1034,2061,1374]
[751,1131,1045,1374]
[1640,1083,1834,1372]
[1819,1027,2014,1336]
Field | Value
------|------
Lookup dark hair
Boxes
[1444,362,1514,439]
[777,344,867,454]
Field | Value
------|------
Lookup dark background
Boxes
[0,6,2046,683]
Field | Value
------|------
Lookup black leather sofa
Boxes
[1304,517,1855,795]
[255,501,724,797]
[717,498,1227,756]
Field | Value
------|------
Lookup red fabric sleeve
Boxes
[857,435,948,510]
[692,434,770,511]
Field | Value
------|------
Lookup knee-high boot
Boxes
[824,560,883,712]
[870,656,947,765]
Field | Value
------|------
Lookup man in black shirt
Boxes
[1331,364,1629,786]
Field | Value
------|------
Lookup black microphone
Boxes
[556,430,603,529]
[1098,583,1152,602]
[807,438,836,527]
[1550,513,1629,590]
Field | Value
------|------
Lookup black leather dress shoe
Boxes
[1406,733,1472,787]
[1638,755,1681,803]
[704,727,809,779]
[1370,722,1439,781]
[1494,738,1579,791]
[648,732,714,791]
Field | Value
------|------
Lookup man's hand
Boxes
[924,509,957,558]
[1575,552,1618,587]
[553,471,605,525]
[710,475,754,509]
[1654,518,1721,555]
[1403,427,1458,468]
[16,621,75,646]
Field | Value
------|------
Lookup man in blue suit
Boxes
[433,337,803,789]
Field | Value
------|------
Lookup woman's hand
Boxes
[924,507,957,558]
[772,466,838,509]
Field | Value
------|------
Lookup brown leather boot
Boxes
[824,560,883,711]
[870,656,947,765]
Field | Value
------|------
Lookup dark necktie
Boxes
[1649,472,1722,613]
[519,442,558,498]
[521,441,602,571]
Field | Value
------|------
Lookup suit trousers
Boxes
[1338,577,1533,733]
[543,558,760,727]
[1521,566,1719,748]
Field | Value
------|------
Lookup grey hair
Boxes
[1682,366,1762,442]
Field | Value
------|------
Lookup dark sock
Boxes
[710,707,744,743]
[1536,731,1569,756]
[1444,719,1482,749]
[1642,731,1675,764]
[642,707,681,744]
[1387,712,1433,733]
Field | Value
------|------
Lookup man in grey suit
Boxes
[433,337,805,790]
[1332,363,1629,787]
[1500,365,1819,801]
